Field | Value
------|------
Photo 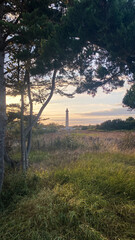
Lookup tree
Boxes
[0,0,23,192]
[62,0,135,95]
[97,117,135,130]
[3,1,57,172]
[3,0,78,174]
[0,0,67,191]
[123,84,135,110]
[126,117,134,122]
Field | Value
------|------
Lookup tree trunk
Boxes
[20,69,57,172]
[4,149,15,168]
[0,49,6,193]
[26,70,33,168]
[24,69,57,137]
[20,89,26,172]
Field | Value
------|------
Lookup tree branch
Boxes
[24,69,57,137]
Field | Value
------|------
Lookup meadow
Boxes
[0,130,135,240]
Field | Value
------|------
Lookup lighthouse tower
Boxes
[65,108,69,129]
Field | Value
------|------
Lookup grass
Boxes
[0,151,135,240]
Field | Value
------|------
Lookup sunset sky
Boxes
[7,82,135,126]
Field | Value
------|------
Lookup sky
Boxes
[7,82,135,126]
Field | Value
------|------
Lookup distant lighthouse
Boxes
[65,108,69,129]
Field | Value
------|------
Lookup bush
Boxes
[44,123,58,133]
[81,126,88,130]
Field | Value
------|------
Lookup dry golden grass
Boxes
[29,129,135,158]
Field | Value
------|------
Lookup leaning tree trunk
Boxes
[0,49,6,193]
[24,69,57,137]
[21,69,57,171]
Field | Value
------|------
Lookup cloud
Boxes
[77,108,135,117]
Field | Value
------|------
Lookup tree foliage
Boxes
[60,0,135,95]
[123,84,135,109]
[98,117,135,131]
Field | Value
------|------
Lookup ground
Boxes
[0,130,135,240]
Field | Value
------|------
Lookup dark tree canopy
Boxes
[97,117,135,131]
[55,0,135,95]
[123,84,135,109]
[66,0,135,69]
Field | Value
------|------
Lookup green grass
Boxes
[0,152,135,240]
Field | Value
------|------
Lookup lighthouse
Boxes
[65,108,69,129]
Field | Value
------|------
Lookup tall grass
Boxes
[0,152,135,240]
[31,134,83,152]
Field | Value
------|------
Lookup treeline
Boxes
[97,117,135,131]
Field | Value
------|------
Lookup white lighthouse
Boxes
[65,108,69,129]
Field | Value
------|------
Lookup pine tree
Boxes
[0,0,24,192]
[0,0,65,191]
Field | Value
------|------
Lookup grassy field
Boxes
[0,130,135,240]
